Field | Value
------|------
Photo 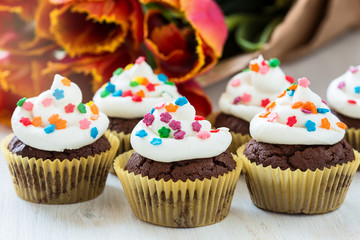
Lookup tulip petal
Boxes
[140,0,180,8]
[0,0,38,20]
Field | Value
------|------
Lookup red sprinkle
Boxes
[64,103,75,113]
[210,129,220,133]
[194,115,205,120]
[132,95,142,102]
[20,117,32,126]
[286,116,297,127]
[285,75,295,84]
[261,98,271,108]
[122,90,133,97]
[146,82,155,92]
[348,100,357,104]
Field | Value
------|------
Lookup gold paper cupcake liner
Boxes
[113,150,242,228]
[0,132,120,204]
[238,144,360,214]
[345,128,360,153]
[108,130,131,174]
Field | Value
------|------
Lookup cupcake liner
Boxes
[113,150,242,227]
[0,132,119,204]
[108,130,132,174]
[345,128,360,153]
[238,144,360,214]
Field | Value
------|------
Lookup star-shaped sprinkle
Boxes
[269,58,280,68]
[122,90,133,97]
[48,114,67,129]
[143,113,155,126]
[136,90,145,98]
[91,127,98,139]
[349,66,359,74]
[317,108,329,114]
[231,79,241,87]
[305,120,316,132]
[348,100,357,104]
[160,112,172,123]
[174,130,186,139]
[61,78,71,87]
[135,129,148,138]
[65,103,75,113]
[53,89,64,100]
[321,118,330,130]
[20,117,32,126]
[337,81,345,89]
[78,103,87,113]
[135,56,145,64]
[355,86,360,94]
[79,118,91,129]
[192,121,202,132]
[113,90,123,97]
[259,64,270,75]
[132,95,142,102]
[113,67,123,76]
[233,96,241,105]
[267,112,278,122]
[298,77,310,88]
[169,120,181,130]
[194,115,205,120]
[241,93,251,103]
[158,73,168,82]
[17,97,27,107]
[105,82,115,93]
[165,103,178,112]
[250,63,259,72]
[286,116,297,127]
[100,90,110,98]
[175,97,188,106]
[44,124,55,134]
[23,101,33,111]
[261,98,270,108]
[146,82,156,92]
[197,131,211,139]
[151,138,162,145]
[155,103,165,110]
[285,75,295,84]
[31,116,41,127]
[337,122,347,129]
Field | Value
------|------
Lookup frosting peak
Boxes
[219,55,292,122]
[130,97,232,162]
[11,74,109,151]
[250,78,347,145]
[93,57,181,119]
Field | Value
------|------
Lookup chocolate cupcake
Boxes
[93,56,181,173]
[239,77,360,214]
[214,55,293,152]
[327,65,360,151]
[113,97,242,227]
[0,75,119,204]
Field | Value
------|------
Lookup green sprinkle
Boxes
[17,97,27,107]
[113,67,123,76]
[78,103,87,113]
[269,58,280,68]
[242,68,250,72]
[158,126,171,138]
[165,81,175,86]
[100,90,110,98]
[129,81,139,87]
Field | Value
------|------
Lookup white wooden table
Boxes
[1,29,360,240]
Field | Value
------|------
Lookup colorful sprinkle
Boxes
[135,56,145,64]
[31,116,42,127]
[113,90,122,97]
[277,90,286,98]
[165,81,175,86]
[53,89,64,100]
[305,120,316,132]
[269,58,280,68]
[267,112,278,122]
[322,99,328,105]
[292,101,303,109]
[146,82,156,92]
[90,114,100,120]
[287,90,295,96]
[210,129,220,133]
[122,90,133,97]
[17,97,27,107]
[48,114,67,129]
[105,82,115,93]
[194,115,205,121]
[288,84,298,91]
[79,118,91,129]
[135,76,148,86]
[174,130,186,140]
[20,117,32,126]
[241,93,252,103]
[261,98,270,108]
[61,78,71,87]
[158,73,168,82]
[23,101,33,111]
[86,101,93,107]
[265,101,276,111]
[113,67,123,76]
[348,100,357,104]
[317,108,329,114]
[65,103,75,113]
[100,90,110,98]
[175,97,188,106]
[321,118,330,130]
[233,96,241,105]
[259,64,270,75]
[78,103,87,113]
[90,127,98,139]
[231,79,241,87]
[136,90,145,98]
[135,129,148,138]
[286,116,297,127]
[155,103,165,110]
[88,104,98,115]
[250,63,259,72]
[150,108,155,114]
[349,66,359,74]
[192,121,202,132]
[44,124,55,134]
[143,113,155,126]
[301,109,312,114]
[130,81,139,87]
[132,95,142,102]
[169,120,181,130]
[242,68,250,72]
[158,126,171,138]
[337,81,345,89]
[124,63,133,70]
[259,111,271,118]
[302,101,317,114]
[285,75,295,84]
[160,112,172,123]
[42,98,52,107]
[298,77,310,88]
[337,122,347,129]
[355,86,360,94]
[165,103,178,112]
[151,138,162,145]
[197,131,211,139]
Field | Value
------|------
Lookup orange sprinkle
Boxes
[259,112,271,118]
[61,77,71,87]
[321,118,330,130]
[140,77,149,85]
[32,116,42,127]
[302,101,317,114]
[165,103,178,112]
[90,114,100,121]
[48,114,67,129]
[277,90,286,98]
[48,114,59,125]
[288,84,298,91]
[136,90,145,98]
[265,101,276,111]
[90,104,99,115]
[250,63,259,72]
[291,101,303,109]
[337,122,347,129]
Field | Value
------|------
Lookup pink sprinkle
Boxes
[231,78,241,87]
[79,118,91,129]
[349,66,359,74]
[160,112,172,123]
[135,56,145,64]
[241,93,252,103]
[23,102,33,111]
[194,115,205,121]
[174,130,186,140]
[301,109,312,114]
[169,120,181,130]
[337,81,345,89]
[233,96,241,105]
[143,113,155,126]
[298,77,310,88]
[154,103,165,110]
[192,121,202,132]
[64,103,75,113]
[322,99,328,105]
[259,65,270,75]
[41,98,52,107]
[197,131,211,140]
[267,112,278,122]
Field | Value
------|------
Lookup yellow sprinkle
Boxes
[86,101,93,107]
[125,63,134,70]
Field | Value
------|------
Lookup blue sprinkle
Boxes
[355,86,360,94]
[53,89,64,100]
[175,97,188,106]
[44,124,55,134]
[317,108,329,114]
[150,108,155,114]
[287,90,295,96]
[113,90,123,97]
[157,73,168,83]
[105,82,116,93]
[91,127,98,139]
[305,120,316,132]
[150,138,162,145]
[135,129,148,138]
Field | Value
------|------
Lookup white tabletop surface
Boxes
[1,29,360,240]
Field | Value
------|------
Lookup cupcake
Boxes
[113,97,242,227]
[327,65,360,151]
[239,77,360,214]
[93,56,181,172]
[214,55,293,152]
[0,74,119,204]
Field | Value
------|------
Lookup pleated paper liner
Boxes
[108,130,131,174]
[207,111,251,153]
[0,131,119,204]
[237,144,360,214]
[113,150,242,228]
[345,128,360,153]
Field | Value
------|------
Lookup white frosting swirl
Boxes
[11,74,109,151]
[250,78,346,145]
[130,97,232,162]
[93,57,181,119]
[219,55,292,122]
[327,65,360,119]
